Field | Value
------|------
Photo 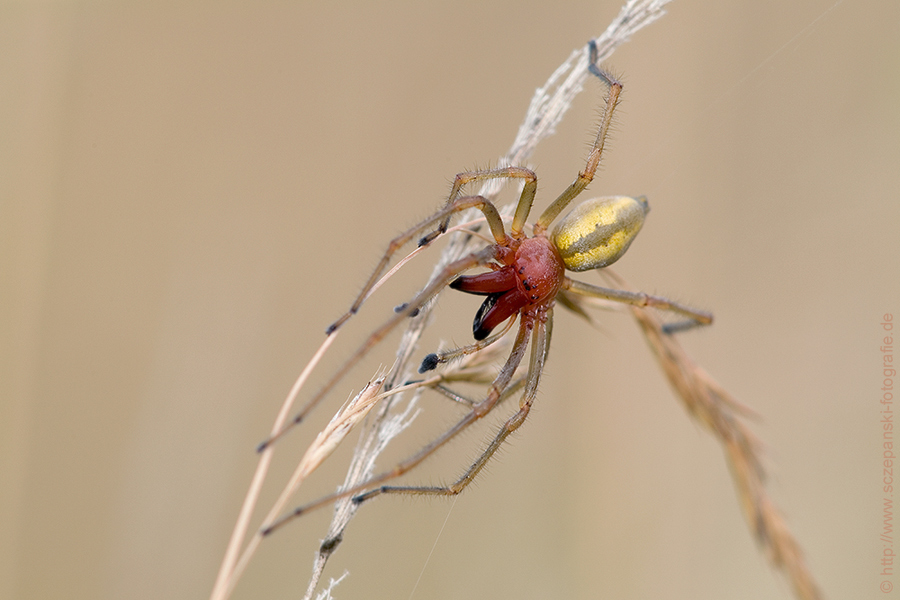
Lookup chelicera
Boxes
[451,233,566,341]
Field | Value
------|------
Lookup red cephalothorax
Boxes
[451,235,565,340]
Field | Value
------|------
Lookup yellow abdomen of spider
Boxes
[551,195,649,272]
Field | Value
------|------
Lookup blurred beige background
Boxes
[2,1,898,599]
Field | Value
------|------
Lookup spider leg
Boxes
[327,194,507,335]
[429,376,526,409]
[563,277,713,328]
[659,319,711,335]
[420,166,538,247]
[535,40,622,232]
[258,245,502,451]
[261,318,534,534]
[354,311,552,503]
[419,315,517,373]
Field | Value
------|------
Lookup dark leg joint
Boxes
[325,307,357,335]
[588,39,601,77]
[419,353,440,373]
[319,533,343,553]
[418,228,444,247]
[661,319,708,335]
[394,302,420,317]
[352,488,380,505]
[587,39,622,88]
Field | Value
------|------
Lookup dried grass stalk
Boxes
[293,2,679,596]
[211,1,823,599]
[631,305,822,600]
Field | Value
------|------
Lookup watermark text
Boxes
[881,313,895,593]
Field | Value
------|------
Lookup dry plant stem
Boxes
[210,332,338,600]
[299,0,676,596]
[213,2,676,599]
[225,378,389,595]
[303,0,675,593]
[225,376,434,594]
[264,377,387,531]
[627,302,822,600]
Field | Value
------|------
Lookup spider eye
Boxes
[550,195,649,272]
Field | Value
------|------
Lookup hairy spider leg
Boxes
[429,376,527,408]
[262,318,540,534]
[354,311,552,503]
[535,41,623,233]
[422,165,539,247]
[563,278,713,329]
[258,239,501,451]
[419,315,518,373]
[326,195,509,336]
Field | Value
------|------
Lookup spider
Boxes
[261,40,711,527]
